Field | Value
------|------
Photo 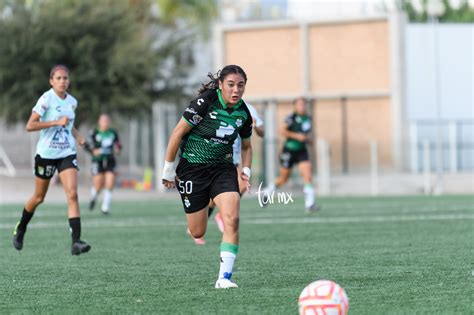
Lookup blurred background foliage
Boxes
[0,0,217,126]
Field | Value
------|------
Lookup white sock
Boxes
[303,184,315,208]
[102,189,112,212]
[90,187,98,200]
[218,251,237,279]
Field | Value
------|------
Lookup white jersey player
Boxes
[12,64,91,256]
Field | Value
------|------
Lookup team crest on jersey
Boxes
[302,121,311,132]
[184,197,191,208]
[192,115,202,125]
[235,118,243,127]
[37,166,45,176]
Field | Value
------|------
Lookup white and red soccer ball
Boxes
[298,280,349,315]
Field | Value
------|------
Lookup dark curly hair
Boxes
[198,64,247,94]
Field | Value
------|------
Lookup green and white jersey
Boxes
[283,113,312,151]
[86,128,121,162]
[32,89,78,159]
[181,89,253,164]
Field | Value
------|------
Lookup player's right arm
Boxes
[162,93,211,189]
[26,112,68,132]
[162,118,193,189]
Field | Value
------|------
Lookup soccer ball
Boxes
[298,280,349,315]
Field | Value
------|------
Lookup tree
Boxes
[0,0,194,126]
[400,0,474,22]
[155,0,217,38]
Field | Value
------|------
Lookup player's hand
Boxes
[240,167,251,194]
[162,179,176,189]
[56,116,68,127]
[162,160,176,189]
[77,136,86,146]
[92,148,102,156]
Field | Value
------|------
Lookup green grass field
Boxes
[0,194,472,314]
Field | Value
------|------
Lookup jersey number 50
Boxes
[178,180,193,194]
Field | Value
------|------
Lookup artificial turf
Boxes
[0,194,472,314]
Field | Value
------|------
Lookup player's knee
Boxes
[34,194,45,205]
[276,176,287,186]
[190,227,206,239]
[66,190,78,203]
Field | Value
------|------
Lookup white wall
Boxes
[405,23,474,121]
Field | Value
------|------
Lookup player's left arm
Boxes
[240,138,252,193]
[113,131,122,155]
[239,111,253,192]
[72,127,86,146]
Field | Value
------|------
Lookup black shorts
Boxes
[279,147,309,169]
[175,158,239,213]
[34,154,78,179]
[91,157,116,175]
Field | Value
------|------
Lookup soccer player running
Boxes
[85,114,122,214]
[12,65,91,255]
[265,97,319,213]
[162,65,253,289]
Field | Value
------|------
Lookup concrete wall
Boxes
[218,17,395,172]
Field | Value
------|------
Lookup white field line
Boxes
[0,203,472,219]
[0,213,473,230]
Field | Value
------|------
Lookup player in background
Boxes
[12,65,91,255]
[162,65,253,289]
[85,114,122,214]
[265,97,319,213]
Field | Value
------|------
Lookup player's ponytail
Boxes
[198,65,247,95]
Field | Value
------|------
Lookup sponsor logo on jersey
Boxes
[56,106,62,112]
[210,137,229,144]
[192,115,202,125]
[185,107,197,115]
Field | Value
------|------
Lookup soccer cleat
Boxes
[186,228,206,245]
[12,222,25,251]
[89,199,96,211]
[100,209,110,215]
[214,212,225,233]
[71,240,91,255]
[215,273,238,289]
[306,204,321,214]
